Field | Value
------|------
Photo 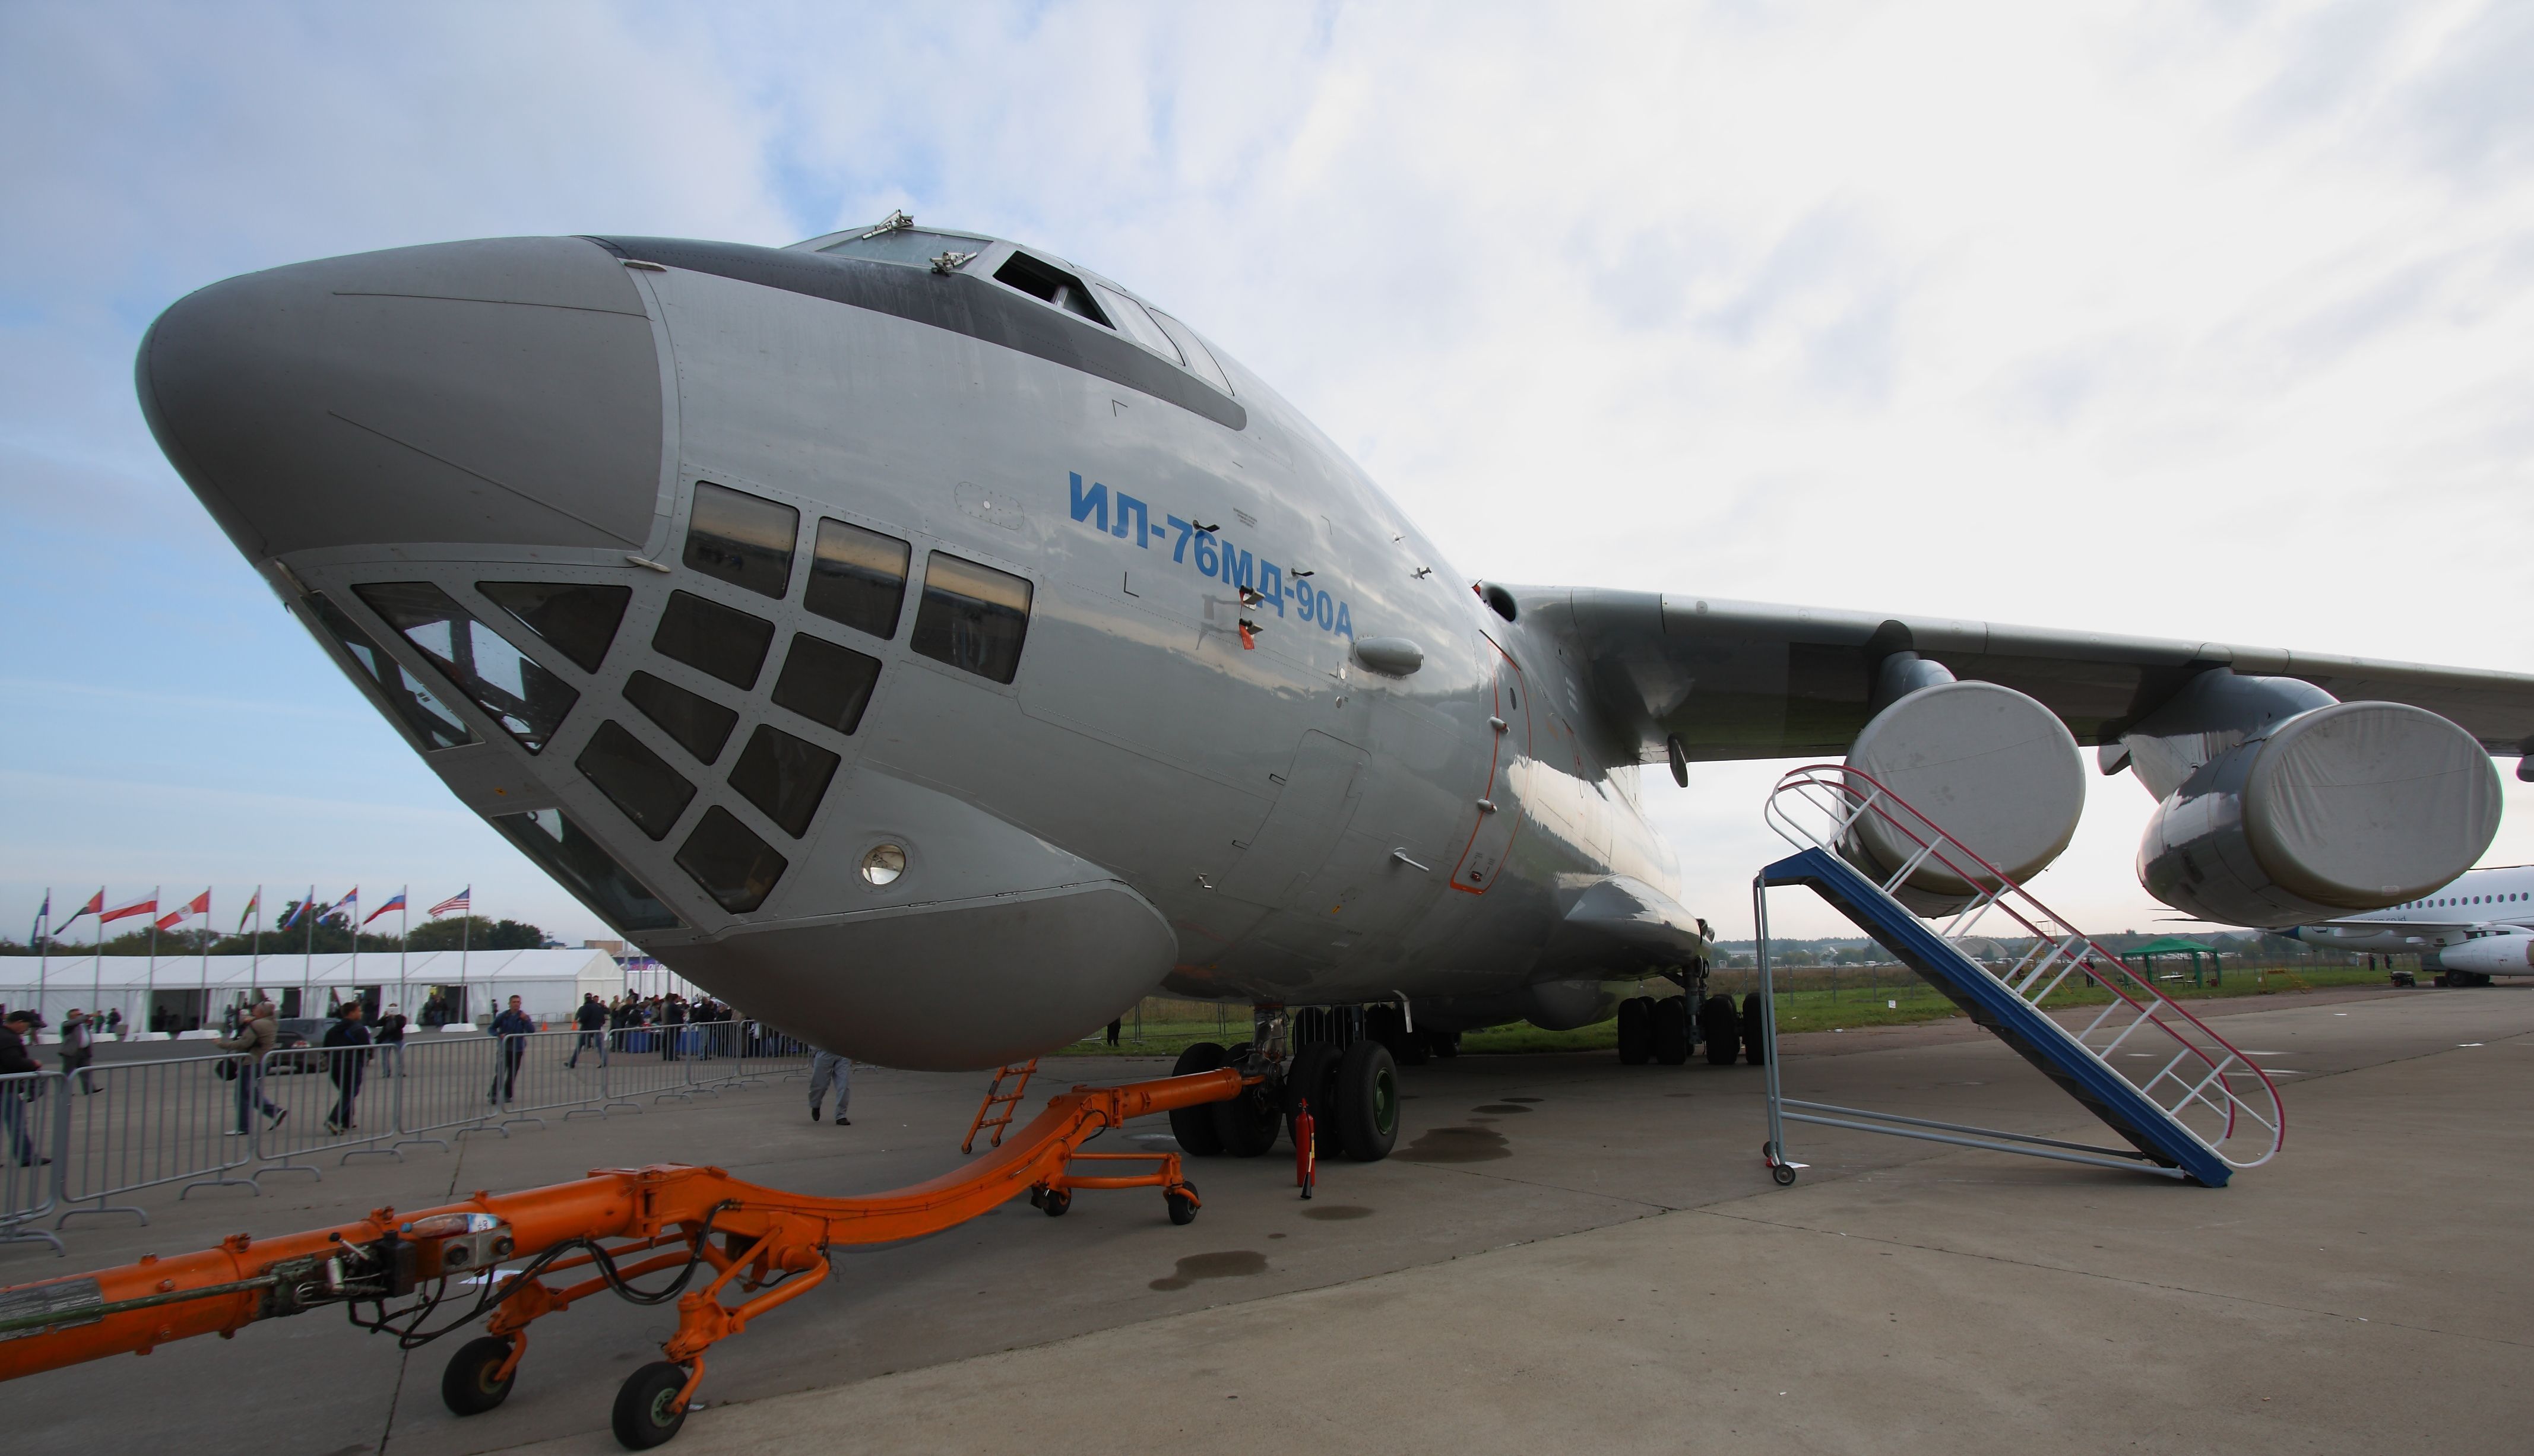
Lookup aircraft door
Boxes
[1447,639,1531,895]
[1217,730,1370,908]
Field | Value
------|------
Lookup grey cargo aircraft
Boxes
[135,216,2534,1162]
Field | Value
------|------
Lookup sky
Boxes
[2,0,2530,948]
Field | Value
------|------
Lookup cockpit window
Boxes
[490,808,682,931]
[911,552,1032,684]
[993,252,1110,326]
[818,228,985,269]
[1088,283,1184,364]
[683,483,798,600]
[1146,309,1233,395]
[477,582,631,673]
[304,592,475,752]
[354,581,579,754]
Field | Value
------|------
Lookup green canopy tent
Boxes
[2123,935,2222,988]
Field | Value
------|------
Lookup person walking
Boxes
[659,993,686,1062]
[58,1008,97,1094]
[566,992,609,1069]
[807,1047,851,1126]
[373,1003,407,1078]
[2,1011,49,1167]
[321,1000,373,1134]
[215,999,286,1136]
[486,995,533,1106]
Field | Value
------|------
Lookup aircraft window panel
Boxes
[477,581,631,673]
[1089,284,1184,364]
[623,670,739,763]
[676,805,789,913]
[992,252,1111,326]
[1147,308,1233,395]
[772,633,882,735]
[804,518,911,639]
[911,551,1032,684]
[354,581,579,753]
[728,723,842,838]
[305,592,476,751]
[576,719,698,842]
[653,590,775,689]
[489,807,682,931]
[817,229,988,268]
[683,482,799,599]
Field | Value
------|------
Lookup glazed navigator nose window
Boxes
[302,592,475,751]
[354,581,578,753]
[911,552,1032,684]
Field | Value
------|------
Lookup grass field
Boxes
[1046,963,2402,1059]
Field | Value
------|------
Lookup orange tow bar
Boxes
[0,1067,1243,1448]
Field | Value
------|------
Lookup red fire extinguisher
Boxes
[1294,1097,1317,1200]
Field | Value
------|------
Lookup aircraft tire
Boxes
[1740,992,1768,1065]
[1651,996,1692,1065]
[1170,1041,1229,1156]
[1616,996,1654,1065]
[1212,1042,1282,1157]
[1699,995,1740,1064]
[1334,1039,1401,1161]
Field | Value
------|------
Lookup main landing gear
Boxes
[1618,991,1766,1067]
[1171,1008,1402,1164]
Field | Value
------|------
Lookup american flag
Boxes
[429,887,471,917]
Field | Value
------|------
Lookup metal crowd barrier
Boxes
[56,1055,256,1227]
[10,1022,825,1242]
[3,1070,66,1254]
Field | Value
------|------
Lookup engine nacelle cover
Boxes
[2436,933,2534,976]
[2139,701,2500,927]
[1842,680,2086,916]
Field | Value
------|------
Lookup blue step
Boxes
[1763,846,2231,1187]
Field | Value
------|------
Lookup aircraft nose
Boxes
[137,237,665,562]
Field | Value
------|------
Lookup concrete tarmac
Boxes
[7,985,2528,1454]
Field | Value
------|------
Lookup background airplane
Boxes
[2285,864,2534,984]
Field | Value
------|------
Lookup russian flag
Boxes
[279,886,315,930]
[363,889,408,927]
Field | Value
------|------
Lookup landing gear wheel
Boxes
[1169,1042,1228,1156]
[1651,997,1691,1065]
[612,1361,692,1450]
[1166,1182,1199,1225]
[1772,1163,1798,1187]
[1212,1042,1282,1157]
[1335,1039,1400,1161]
[1699,995,1740,1064]
[440,1336,517,1416]
[1040,1187,1072,1217]
[1740,992,1768,1066]
[1616,997,1653,1065]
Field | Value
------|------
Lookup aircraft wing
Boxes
[1512,587,2534,766]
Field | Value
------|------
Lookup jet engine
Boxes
[1841,664,2086,915]
[2130,673,2501,929]
[2434,932,2534,977]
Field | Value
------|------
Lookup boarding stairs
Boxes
[961,1058,1040,1153]
[1753,765,2285,1187]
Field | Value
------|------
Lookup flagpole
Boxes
[145,883,160,1035]
[301,884,314,1019]
[249,884,262,1016]
[201,890,212,1031]
[91,886,104,1013]
[461,899,471,1023]
[398,887,408,1019]
[35,890,48,1031]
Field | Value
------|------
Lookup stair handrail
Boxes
[1763,762,2285,1169]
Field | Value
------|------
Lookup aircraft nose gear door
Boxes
[1447,639,1530,894]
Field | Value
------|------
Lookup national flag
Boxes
[155,889,211,932]
[325,886,359,918]
[279,886,316,930]
[236,886,261,934]
[58,890,103,932]
[29,890,47,944]
[102,893,158,925]
[429,887,471,918]
[363,890,408,927]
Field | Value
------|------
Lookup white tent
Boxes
[0,949,623,1039]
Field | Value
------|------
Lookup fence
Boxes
[1,1022,813,1255]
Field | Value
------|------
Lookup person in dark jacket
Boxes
[373,1003,407,1078]
[1,1010,47,1166]
[58,1008,97,1093]
[659,993,687,1061]
[321,1001,373,1134]
[566,992,609,1069]
[486,996,534,1105]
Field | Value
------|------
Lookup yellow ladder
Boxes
[960,1058,1038,1153]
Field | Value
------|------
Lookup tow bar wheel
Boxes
[441,1335,519,1416]
[614,1361,694,1449]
